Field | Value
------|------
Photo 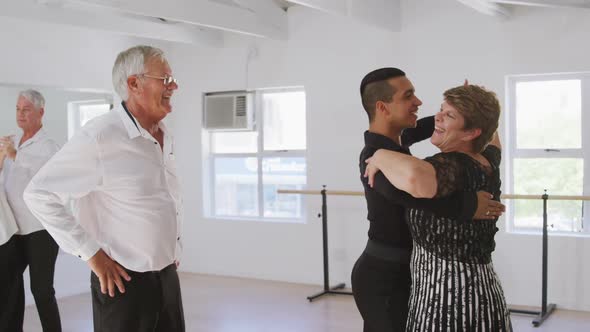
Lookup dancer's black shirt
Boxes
[359,116,478,249]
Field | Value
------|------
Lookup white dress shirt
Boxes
[0,171,18,245]
[2,128,60,235]
[24,104,183,272]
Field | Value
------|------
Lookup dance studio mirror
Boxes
[0,83,115,325]
[0,83,114,148]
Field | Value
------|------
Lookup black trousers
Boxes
[91,263,185,332]
[0,235,25,332]
[13,230,62,332]
[351,251,412,332]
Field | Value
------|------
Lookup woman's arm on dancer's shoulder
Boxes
[365,149,437,198]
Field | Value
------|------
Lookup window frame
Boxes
[67,99,112,139]
[505,72,590,236]
[202,87,307,223]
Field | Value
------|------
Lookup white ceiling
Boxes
[458,0,590,18]
[1,0,589,47]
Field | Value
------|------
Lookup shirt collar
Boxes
[116,102,142,139]
[15,127,48,150]
[116,102,169,140]
[364,130,406,152]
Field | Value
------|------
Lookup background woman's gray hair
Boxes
[111,45,167,101]
[18,89,45,110]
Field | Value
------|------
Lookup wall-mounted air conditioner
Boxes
[203,91,254,131]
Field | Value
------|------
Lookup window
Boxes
[68,101,111,139]
[506,73,589,234]
[203,88,307,221]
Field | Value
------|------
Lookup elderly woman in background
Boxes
[366,85,512,331]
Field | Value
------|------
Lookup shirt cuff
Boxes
[75,240,101,261]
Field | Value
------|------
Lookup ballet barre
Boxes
[278,187,590,327]
[279,186,354,301]
[503,192,589,327]
[279,189,589,201]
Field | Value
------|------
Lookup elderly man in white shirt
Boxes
[0,89,62,332]
[25,45,184,332]
[0,166,23,331]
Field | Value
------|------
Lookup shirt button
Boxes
[78,255,81,258]
[177,237,180,241]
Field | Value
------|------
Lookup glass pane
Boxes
[263,91,306,151]
[515,80,581,149]
[79,104,110,126]
[262,157,306,218]
[211,131,258,154]
[513,158,583,232]
[214,157,258,217]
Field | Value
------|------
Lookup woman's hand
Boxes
[364,156,381,188]
[489,131,501,149]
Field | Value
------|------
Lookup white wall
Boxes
[167,1,590,312]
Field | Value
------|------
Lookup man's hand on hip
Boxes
[88,249,131,297]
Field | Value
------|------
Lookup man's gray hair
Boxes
[18,89,45,110]
[112,45,167,101]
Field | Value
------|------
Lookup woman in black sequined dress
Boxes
[366,85,512,332]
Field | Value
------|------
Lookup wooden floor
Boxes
[23,273,590,332]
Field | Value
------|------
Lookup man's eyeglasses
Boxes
[140,74,178,86]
